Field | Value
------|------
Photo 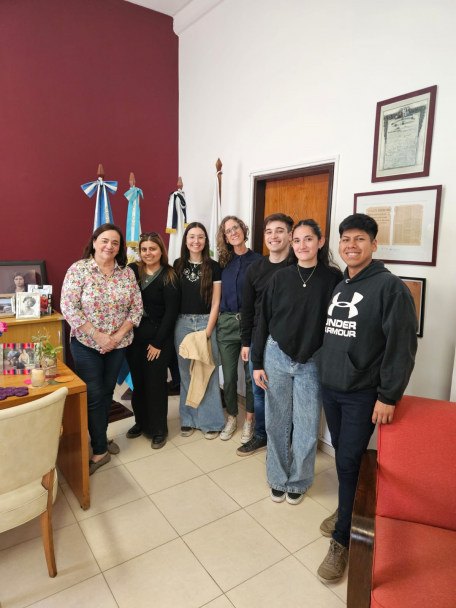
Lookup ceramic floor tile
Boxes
[179,436,251,473]
[208,457,269,507]
[254,450,267,464]
[113,431,175,464]
[0,523,100,608]
[0,486,76,551]
[125,447,203,495]
[168,417,205,446]
[245,495,332,553]
[151,475,239,535]
[295,537,348,603]
[105,537,221,608]
[227,555,346,608]
[61,465,146,521]
[183,510,288,592]
[107,416,137,439]
[203,596,234,607]
[79,496,178,571]
[167,397,180,420]
[307,467,339,512]
[27,574,118,607]
[314,449,336,475]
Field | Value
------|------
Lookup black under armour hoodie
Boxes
[313,260,418,405]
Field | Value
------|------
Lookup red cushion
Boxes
[377,396,456,530]
[371,516,456,608]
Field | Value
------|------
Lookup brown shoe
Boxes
[89,453,111,475]
[317,539,348,583]
[320,508,338,537]
[107,439,120,455]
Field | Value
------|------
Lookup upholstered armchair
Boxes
[0,387,68,577]
[347,395,456,608]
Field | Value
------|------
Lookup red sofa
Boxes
[347,395,456,608]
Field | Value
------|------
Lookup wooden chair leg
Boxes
[40,469,57,578]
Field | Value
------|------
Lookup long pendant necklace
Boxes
[297,262,317,287]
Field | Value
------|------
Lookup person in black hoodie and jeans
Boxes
[314,213,417,584]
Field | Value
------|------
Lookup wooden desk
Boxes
[0,360,90,510]
[0,311,66,362]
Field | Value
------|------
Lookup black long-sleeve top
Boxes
[241,256,287,347]
[129,263,181,350]
[251,263,343,370]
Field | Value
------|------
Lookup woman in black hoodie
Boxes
[252,219,342,505]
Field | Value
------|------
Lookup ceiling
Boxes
[124,0,193,17]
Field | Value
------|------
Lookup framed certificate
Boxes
[372,85,437,182]
[400,277,426,337]
[354,185,442,266]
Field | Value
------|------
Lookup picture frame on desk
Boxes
[0,261,48,296]
[16,292,41,320]
[400,277,426,338]
[1,342,38,374]
[0,294,16,318]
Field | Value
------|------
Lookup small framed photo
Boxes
[0,261,48,296]
[1,343,38,375]
[372,85,437,182]
[0,294,16,318]
[16,292,41,320]
[400,277,426,338]
[354,185,442,266]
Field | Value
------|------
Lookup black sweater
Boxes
[129,263,181,350]
[251,263,343,369]
[241,256,287,347]
[313,260,418,404]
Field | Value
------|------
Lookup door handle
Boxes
[58,331,61,345]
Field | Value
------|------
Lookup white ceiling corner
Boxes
[124,0,224,34]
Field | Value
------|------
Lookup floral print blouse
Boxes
[61,258,142,351]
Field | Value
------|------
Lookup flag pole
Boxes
[216,158,222,200]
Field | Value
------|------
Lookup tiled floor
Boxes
[0,396,346,608]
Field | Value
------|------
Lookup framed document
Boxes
[354,185,441,266]
[372,85,437,182]
[400,277,426,337]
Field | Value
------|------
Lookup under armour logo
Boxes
[328,292,363,319]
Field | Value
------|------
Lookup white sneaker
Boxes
[220,416,237,441]
[240,419,254,444]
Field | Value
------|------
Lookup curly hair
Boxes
[216,216,250,268]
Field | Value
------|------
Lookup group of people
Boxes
[60,210,417,584]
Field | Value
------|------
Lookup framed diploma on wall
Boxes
[399,277,426,337]
[354,185,442,266]
[372,85,437,182]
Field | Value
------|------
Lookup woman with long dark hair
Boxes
[174,222,225,439]
[252,219,342,504]
[61,223,142,474]
[216,216,261,442]
[125,232,181,449]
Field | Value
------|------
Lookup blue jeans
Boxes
[70,338,125,455]
[249,344,266,440]
[264,337,322,494]
[174,315,225,434]
[321,385,376,547]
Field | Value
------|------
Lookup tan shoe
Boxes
[317,539,348,583]
[107,439,120,455]
[320,508,338,537]
[89,452,111,475]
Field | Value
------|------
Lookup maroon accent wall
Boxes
[0,0,178,307]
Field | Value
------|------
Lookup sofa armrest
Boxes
[347,449,377,608]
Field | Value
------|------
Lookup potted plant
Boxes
[32,329,63,377]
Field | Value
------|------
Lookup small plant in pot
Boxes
[32,330,63,378]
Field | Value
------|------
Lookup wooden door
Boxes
[262,173,330,254]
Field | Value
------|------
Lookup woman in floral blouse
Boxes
[61,223,142,474]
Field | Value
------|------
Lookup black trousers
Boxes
[125,318,174,437]
[321,385,376,548]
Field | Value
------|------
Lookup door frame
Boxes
[249,155,340,254]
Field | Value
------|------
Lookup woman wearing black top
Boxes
[252,220,343,505]
[174,222,225,439]
[126,233,181,449]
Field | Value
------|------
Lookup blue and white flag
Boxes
[81,178,118,230]
[124,186,143,247]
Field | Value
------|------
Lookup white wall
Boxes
[179,0,456,401]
